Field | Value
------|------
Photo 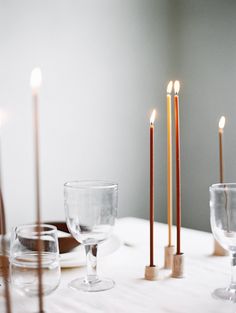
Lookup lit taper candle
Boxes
[166,81,173,247]
[164,81,175,269]
[213,116,228,256]
[30,67,44,313]
[219,116,225,183]
[149,109,156,267]
[172,80,185,278]
[174,80,181,255]
[145,109,158,281]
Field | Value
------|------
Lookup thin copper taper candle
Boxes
[172,81,185,278]
[213,116,228,256]
[30,68,44,313]
[145,110,158,280]
[218,116,230,232]
[219,116,225,183]
[149,110,156,267]
[164,81,175,270]
[174,81,181,255]
[166,81,173,247]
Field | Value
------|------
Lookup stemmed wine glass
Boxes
[64,180,118,292]
[210,183,236,301]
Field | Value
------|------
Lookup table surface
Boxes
[2,217,236,313]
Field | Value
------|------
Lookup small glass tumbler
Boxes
[210,183,236,301]
[64,180,118,292]
[10,224,61,297]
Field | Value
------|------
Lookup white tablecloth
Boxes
[3,218,236,313]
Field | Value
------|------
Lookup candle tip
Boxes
[30,67,42,91]
[167,81,173,94]
[150,110,156,125]
[174,81,180,94]
[219,116,226,130]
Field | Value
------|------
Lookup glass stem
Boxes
[85,244,98,285]
[230,252,236,290]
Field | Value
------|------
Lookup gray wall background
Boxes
[0,0,235,232]
[172,0,236,231]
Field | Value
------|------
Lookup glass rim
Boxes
[64,180,118,190]
[14,223,57,235]
[210,183,236,191]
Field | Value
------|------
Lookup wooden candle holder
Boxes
[213,239,228,256]
[172,253,185,278]
[164,245,175,269]
[145,265,159,281]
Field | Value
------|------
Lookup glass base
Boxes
[213,287,236,302]
[69,277,115,292]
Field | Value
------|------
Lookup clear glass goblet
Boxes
[210,183,236,301]
[64,180,118,292]
[10,224,61,298]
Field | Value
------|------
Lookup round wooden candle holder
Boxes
[164,245,175,269]
[172,253,185,278]
[145,265,159,281]
[213,239,228,256]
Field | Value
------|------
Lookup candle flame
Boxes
[167,81,173,94]
[219,116,225,130]
[174,80,180,94]
[150,110,156,125]
[30,67,42,91]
